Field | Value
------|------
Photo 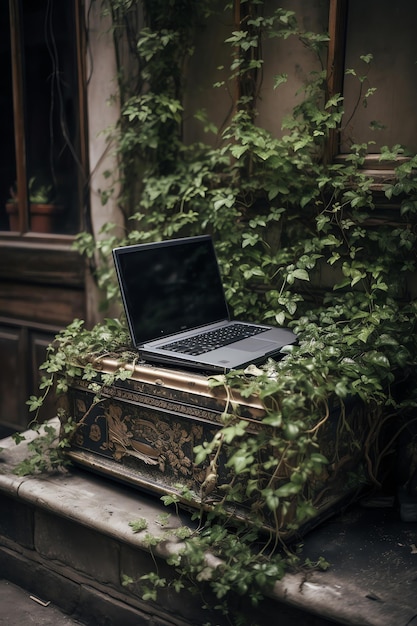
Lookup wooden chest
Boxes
[64,357,370,536]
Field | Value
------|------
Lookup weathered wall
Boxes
[85,1,329,230]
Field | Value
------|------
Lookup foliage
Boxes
[8,176,56,204]
[12,418,74,476]
[9,0,417,623]
[12,318,133,475]
[75,2,417,329]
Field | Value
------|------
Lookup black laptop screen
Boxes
[113,236,230,345]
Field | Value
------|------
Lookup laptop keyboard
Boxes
[161,322,268,356]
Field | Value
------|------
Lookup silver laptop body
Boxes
[113,235,297,372]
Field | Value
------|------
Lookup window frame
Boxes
[326,0,407,190]
[3,0,89,243]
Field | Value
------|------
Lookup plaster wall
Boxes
[83,1,330,319]
[257,0,329,136]
[86,1,329,200]
[183,0,329,144]
[84,3,126,323]
[85,5,123,238]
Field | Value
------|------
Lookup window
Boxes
[328,0,417,159]
[0,0,87,235]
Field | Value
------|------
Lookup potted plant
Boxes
[6,176,63,233]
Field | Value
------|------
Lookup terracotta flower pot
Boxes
[6,202,63,233]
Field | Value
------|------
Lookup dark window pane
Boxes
[1,0,82,234]
[22,0,81,234]
[0,2,17,231]
[341,0,417,153]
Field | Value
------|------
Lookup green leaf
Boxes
[129,518,148,533]
[265,492,280,510]
[26,395,44,412]
[283,423,300,440]
[12,433,26,445]
[310,453,329,465]
[334,381,349,398]
[362,351,390,369]
[358,327,374,343]
[227,451,254,473]
[275,482,302,497]
[291,269,309,281]
[275,311,286,326]
[273,73,288,88]
[230,144,248,159]
[360,53,373,64]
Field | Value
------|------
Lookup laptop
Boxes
[112,235,297,372]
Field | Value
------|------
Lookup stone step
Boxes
[1,420,416,626]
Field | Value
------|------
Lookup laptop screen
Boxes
[113,236,230,345]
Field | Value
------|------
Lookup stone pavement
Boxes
[0,579,85,625]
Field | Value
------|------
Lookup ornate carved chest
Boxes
[64,357,369,536]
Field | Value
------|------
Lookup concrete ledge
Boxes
[1,421,416,626]
[0,420,182,553]
[1,421,338,626]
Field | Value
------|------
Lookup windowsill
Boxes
[0,231,78,245]
[0,239,85,286]
[333,153,407,186]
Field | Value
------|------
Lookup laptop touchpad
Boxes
[232,339,278,352]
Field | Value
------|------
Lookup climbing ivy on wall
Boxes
[79,0,417,332]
